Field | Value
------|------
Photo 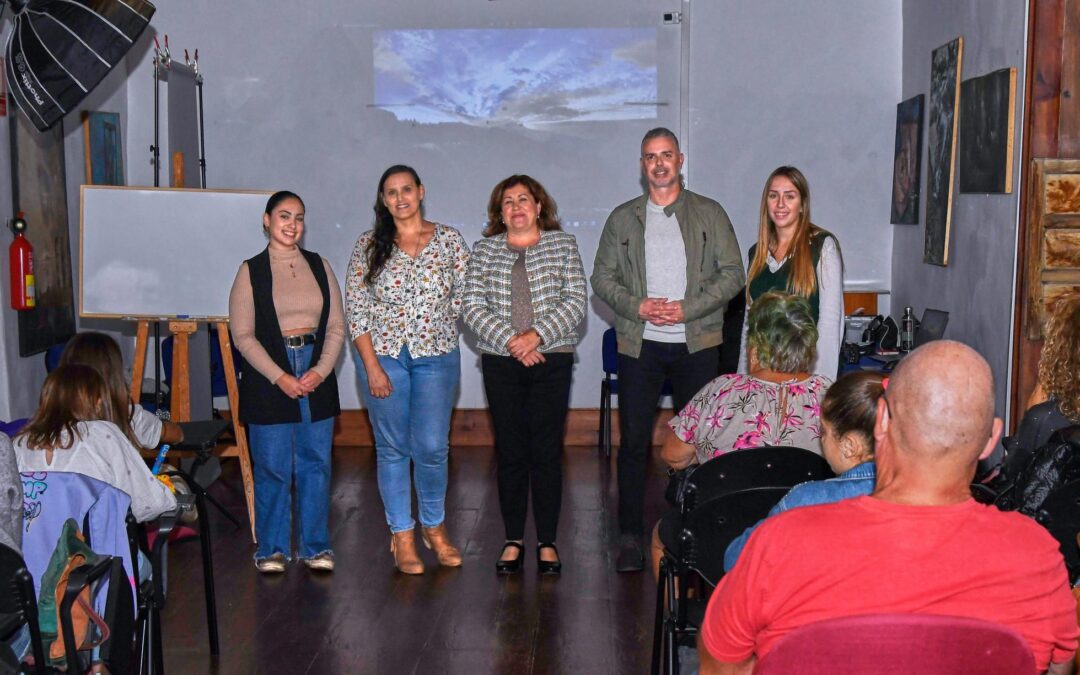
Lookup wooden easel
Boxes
[131,319,257,541]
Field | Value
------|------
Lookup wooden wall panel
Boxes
[1013,0,1072,427]
[1060,0,1080,155]
[1046,230,1080,266]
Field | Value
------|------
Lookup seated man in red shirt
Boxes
[699,340,1079,675]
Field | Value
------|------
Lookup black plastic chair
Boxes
[127,494,187,675]
[656,446,833,561]
[652,486,790,675]
[682,446,834,514]
[599,327,672,457]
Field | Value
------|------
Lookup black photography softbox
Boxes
[5,0,155,131]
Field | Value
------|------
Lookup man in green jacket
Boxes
[592,127,745,571]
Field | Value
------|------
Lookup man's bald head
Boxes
[883,340,996,465]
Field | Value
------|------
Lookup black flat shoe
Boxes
[496,541,524,575]
[537,543,562,576]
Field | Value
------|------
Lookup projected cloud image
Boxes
[374,28,657,127]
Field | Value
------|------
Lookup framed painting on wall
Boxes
[959,67,1017,193]
[890,94,924,224]
[9,112,76,356]
[82,111,125,185]
[925,37,963,266]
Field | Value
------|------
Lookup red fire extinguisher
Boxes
[9,212,35,310]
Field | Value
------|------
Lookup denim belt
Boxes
[283,333,317,349]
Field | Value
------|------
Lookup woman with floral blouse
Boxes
[664,291,829,466]
[345,165,470,575]
[463,175,587,575]
[649,291,831,577]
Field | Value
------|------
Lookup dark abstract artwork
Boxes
[891,94,924,224]
[959,68,1016,193]
[925,37,963,266]
[9,113,76,356]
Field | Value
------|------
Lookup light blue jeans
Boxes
[354,345,459,533]
[248,342,334,561]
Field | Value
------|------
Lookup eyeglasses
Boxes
[882,391,896,422]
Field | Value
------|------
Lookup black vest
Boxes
[747,230,833,321]
[237,247,341,425]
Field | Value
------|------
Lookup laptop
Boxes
[867,309,949,366]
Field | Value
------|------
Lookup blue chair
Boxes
[44,343,67,373]
[599,327,672,457]
[0,419,28,437]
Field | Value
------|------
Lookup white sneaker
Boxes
[304,552,334,572]
[255,553,286,573]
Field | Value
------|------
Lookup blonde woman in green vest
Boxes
[739,166,844,379]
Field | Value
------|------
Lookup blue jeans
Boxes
[248,342,334,560]
[354,345,459,533]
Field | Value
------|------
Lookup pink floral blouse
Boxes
[669,373,831,465]
[345,223,469,358]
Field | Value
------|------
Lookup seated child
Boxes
[58,332,183,451]
[14,364,176,523]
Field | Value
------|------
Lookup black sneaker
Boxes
[615,534,644,572]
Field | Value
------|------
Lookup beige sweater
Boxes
[229,248,346,384]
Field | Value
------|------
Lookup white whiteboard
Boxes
[80,186,274,319]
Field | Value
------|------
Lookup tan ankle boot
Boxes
[390,530,425,575]
[422,524,463,567]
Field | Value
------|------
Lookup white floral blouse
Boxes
[345,223,470,358]
[669,373,831,465]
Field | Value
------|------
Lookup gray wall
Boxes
[0,26,134,420]
[892,0,1027,416]
[688,1,901,292]
[0,1,904,416]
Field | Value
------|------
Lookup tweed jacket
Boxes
[463,230,587,355]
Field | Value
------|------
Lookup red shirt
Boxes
[701,496,1079,670]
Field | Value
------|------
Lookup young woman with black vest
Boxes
[228,190,345,574]
[739,166,845,379]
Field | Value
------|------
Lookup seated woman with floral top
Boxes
[650,291,831,578]
[663,291,830,469]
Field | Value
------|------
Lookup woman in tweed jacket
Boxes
[463,174,587,575]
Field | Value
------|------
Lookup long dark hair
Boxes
[17,364,112,451]
[366,165,422,285]
[58,331,141,448]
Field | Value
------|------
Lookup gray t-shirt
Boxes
[643,200,687,343]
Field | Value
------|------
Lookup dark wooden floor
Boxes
[161,444,670,674]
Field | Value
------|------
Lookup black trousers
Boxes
[617,340,718,535]
[482,353,574,543]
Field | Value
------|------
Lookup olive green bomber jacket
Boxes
[590,189,745,358]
